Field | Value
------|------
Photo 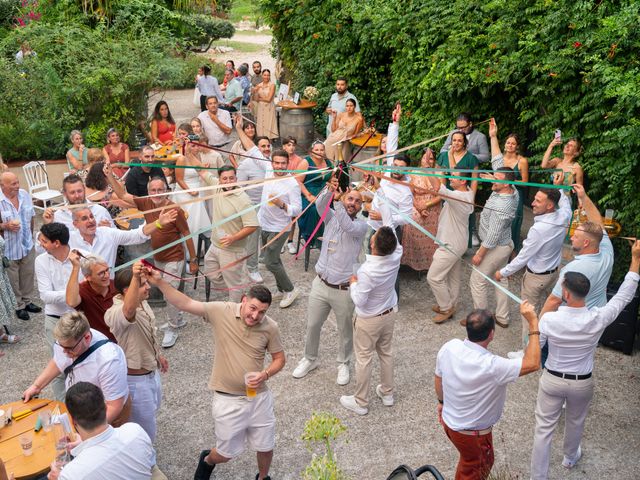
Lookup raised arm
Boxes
[103,161,136,206]
[122,263,145,322]
[65,251,82,308]
[235,114,256,151]
[488,118,502,159]
[573,184,602,227]
[541,137,562,168]
[147,268,205,317]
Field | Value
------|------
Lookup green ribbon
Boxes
[116,162,312,174]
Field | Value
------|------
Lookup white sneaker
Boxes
[292,358,318,378]
[562,445,582,469]
[339,395,368,415]
[507,350,524,359]
[472,233,480,247]
[279,288,299,308]
[271,289,283,300]
[248,271,264,284]
[280,243,286,254]
[162,329,178,348]
[376,384,394,406]
[287,242,297,254]
[170,317,187,329]
[336,364,350,385]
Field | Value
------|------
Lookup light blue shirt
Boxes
[197,75,224,102]
[552,232,614,308]
[0,189,35,260]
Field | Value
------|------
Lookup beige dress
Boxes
[254,83,278,140]
[324,115,360,161]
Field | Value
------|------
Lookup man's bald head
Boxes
[0,172,20,196]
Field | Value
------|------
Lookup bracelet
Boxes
[437,398,444,405]
[263,369,270,379]
[529,331,540,336]
[154,220,163,230]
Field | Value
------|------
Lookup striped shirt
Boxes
[478,190,519,249]
[315,190,368,285]
[0,189,35,260]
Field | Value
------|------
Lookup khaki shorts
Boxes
[212,390,276,458]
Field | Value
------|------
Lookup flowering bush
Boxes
[15,0,40,26]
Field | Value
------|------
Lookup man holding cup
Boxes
[146,269,284,480]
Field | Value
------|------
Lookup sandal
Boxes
[0,333,20,344]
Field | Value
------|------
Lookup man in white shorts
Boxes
[148,271,285,480]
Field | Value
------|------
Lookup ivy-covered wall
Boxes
[262,0,640,280]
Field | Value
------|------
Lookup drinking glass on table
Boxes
[20,432,34,456]
[39,410,52,433]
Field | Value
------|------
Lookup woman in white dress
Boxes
[173,142,211,237]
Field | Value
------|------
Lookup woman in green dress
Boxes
[296,141,333,249]
[489,118,529,251]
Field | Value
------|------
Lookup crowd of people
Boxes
[0,63,635,480]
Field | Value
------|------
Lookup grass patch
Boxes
[234,28,272,36]
[213,39,265,53]
[228,0,263,25]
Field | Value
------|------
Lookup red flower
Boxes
[16,17,25,26]
[573,41,582,48]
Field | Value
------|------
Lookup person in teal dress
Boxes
[297,141,334,249]
[437,131,479,247]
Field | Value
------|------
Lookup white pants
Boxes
[128,370,162,442]
[155,260,184,326]
[470,243,513,324]
[530,370,594,479]
[427,247,464,311]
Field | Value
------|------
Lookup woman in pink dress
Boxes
[102,128,130,178]
[401,148,441,276]
[150,101,176,144]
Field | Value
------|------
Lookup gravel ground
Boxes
[1,235,639,479]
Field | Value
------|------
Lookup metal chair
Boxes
[22,161,64,210]
[194,233,211,301]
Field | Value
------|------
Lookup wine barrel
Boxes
[279,107,315,151]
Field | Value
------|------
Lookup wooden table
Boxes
[350,132,383,148]
[0,399,69,480]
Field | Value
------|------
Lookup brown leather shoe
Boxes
[433,307,456,324]
[495,319,509,328]
[432,304,442,313]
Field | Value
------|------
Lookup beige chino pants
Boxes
[470,243,513,325]
[427,247,464,311]
[519,269,558,346]
[204,244,249,303]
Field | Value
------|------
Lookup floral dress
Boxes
[0,235,17,326]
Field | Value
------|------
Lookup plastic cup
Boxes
[244,372,258,400]
[39,410,52,433]
[604,209,614,225]
[0,409,6,429]
[20,432,33,456]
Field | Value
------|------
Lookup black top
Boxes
[125,166,167,196]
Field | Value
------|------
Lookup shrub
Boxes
[181,13,235,51]
[261,0,640,282]
[0,0,19,28]
[171,53,226,89]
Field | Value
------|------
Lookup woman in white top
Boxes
[196,65,223,112]
[229,119,257,168]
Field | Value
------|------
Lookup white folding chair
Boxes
[22,161,64,210]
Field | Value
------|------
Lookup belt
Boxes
[320,276,350,291]
[546,369,592,380]
[526,266,558,275]
[376,308,394,317]
[214,390,243,397]
[46,314,61,319]
[212,143,229,148]
[457,427,492,436]
[127,369,153,376]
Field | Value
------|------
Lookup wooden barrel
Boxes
[279,107,316,151]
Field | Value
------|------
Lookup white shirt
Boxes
[54,204,114,230]
[436,339,522,431]
[351,202,402,317]
[53,329,129,401]
[236,146,269,204]
[198,108,232,146]
[368,126,413,230]
[258,174,301,233]
[501,193,572,277]
[541,271,639,375]
[34,249,85,316]
[69,226,150,274]
[61,423,155,480]
[435,184,475,255]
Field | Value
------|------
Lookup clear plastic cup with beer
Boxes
[244,372,259,400]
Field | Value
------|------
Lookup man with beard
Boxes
[292,177,367,386]
[198,164,259,301]
[124,145,167,197]
[325,77,360,137]
[251,61,263,87]
[105,166,197,348]
[43,174,114,229]
[198,96,233,151]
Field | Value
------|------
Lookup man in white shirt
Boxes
[426,168,475,323]
[43,174,113,230]
[47,382,157,480]
[530,241,640,479]
[35,222,79,400]
[258,149,302,308]
[340,200,402,415]
[495,187,572,356]
[23,311,129,426]
[435,302,540,480]
[68,206,173,274]
[198,96,233,149]
[292,179,367,386]
[325,77,360,137]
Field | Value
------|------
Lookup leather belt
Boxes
[376,308,394,317]
[214,390,243,397]
[546,369,592,380]
[46,314,61,319]
[320,276,350,291]
[526,266,558,275]
[127,369,153,376]
[457,427,492,436]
